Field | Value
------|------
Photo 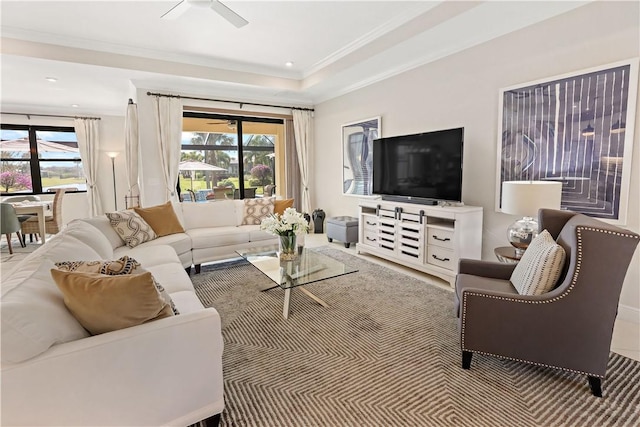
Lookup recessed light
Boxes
[71,104,79,108]
[285,61,294,67]
[45,77,58,83]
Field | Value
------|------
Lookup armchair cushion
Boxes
[510,229,566,296]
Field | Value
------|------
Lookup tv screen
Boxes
[372,127,464,202]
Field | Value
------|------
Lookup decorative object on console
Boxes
[342,116,380,196]
[501,180,561,258]
[260,208,309,261]
[497,59,638,224]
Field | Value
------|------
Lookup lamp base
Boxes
[507,216,538,257]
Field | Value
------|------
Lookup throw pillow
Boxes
[241,197,275,225]
[274,198,294,216]
[510,229,566,296]
[54,256,179,315]
[51,270,174,335]
[105,210,157,248]
[134,201,185,237]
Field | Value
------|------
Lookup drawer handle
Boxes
[432,254,450,262]
[366,237,377,241]
[366,221,376,226]
[432,235,451,242]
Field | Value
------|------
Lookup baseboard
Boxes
[618,304,640,324]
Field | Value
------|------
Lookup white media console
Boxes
[356,199,483,287]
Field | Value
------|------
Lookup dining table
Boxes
[10,201,52,244]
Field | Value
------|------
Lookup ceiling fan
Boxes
[161,0,248,28]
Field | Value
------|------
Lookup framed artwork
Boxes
[342,116,380,196]
[496,59,639,224]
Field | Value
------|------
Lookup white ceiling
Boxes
[0,1,591,117]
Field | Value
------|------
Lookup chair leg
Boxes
[588,376,602,397]
[4,233,13,254]
[462,350,473,369]
[16,231,25,248]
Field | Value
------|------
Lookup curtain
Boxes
[152,96,182,204]
[74,118,103,216]
[284,118,302,212]
[124,99,140,207]
[292,110,312,215]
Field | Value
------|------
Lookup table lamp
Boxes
[501,180,562,257]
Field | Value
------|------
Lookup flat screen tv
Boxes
[372,127,464,204]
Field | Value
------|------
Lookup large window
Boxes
[180,112,282,200]
[1,125,84,195]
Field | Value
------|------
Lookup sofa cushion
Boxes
[61,220,114,259]
[246,225,277,242]
[169,290,205,314]
[274,198,294,215]
[241,197,274,225]
[52,256,179,315]
[115,232,191,258]
[182,200,240,228]
[510,230,566,296]
[187,226,251,249]
[113,244,184,268]
[106,210,157,248]
[1,260,90,364]
[51,270,174,335]
[134,201,185,237]
[145,263,197,294]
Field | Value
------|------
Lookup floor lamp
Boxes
[106,152,119,210]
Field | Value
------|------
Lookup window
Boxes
[0,124,85,195]
[180,112,282,200]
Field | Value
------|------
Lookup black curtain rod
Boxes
[146,91,314,112]
[1,112,101,120]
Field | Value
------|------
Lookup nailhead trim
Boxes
[460,225,639,377]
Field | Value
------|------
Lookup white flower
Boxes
[260,207,309,236]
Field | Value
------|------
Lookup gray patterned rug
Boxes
[191,247,640,427]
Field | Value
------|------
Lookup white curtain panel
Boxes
[73,118,103,216]
[292,110,312,215]
[284,118,302,212]
[152,96,182,204]
[125,100,140,203]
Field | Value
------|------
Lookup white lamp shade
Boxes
[501,181,562,217]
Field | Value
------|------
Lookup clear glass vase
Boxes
[278,234,297,261]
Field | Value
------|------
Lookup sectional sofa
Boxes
[1,198,283,426]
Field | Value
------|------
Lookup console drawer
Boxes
[427,246,454,270]
[362,229,379,247]
[427,227,454,250]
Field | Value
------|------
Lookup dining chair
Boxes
[1,203,26,254]
[20,189,66,240]
[2,195,42,242]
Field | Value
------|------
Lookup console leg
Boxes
[328,237,333,242]
[344,242,350,248]
[588,376,602,397]
[462,351,472,369]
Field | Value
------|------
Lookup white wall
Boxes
[312,1,640,319]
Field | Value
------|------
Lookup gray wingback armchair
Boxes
[454,209,639,397]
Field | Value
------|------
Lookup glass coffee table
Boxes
[236,245,358,319]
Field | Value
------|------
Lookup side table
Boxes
[494,246,521,264]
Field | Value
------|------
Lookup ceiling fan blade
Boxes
[209,0,249,28]
[161,0,190,19]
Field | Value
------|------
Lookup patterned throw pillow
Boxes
[54,256,179,315]
[241,197,275,225]
[106,210,157,248]
[510,229,566,296]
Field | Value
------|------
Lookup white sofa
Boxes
[84,199,278,273]
[1,220,225,426]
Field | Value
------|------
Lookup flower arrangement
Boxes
[260,207,309,237]
[260,207,308,260]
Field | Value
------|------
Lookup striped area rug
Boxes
[191,248,640,427]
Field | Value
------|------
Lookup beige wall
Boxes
[312,1,640,319]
